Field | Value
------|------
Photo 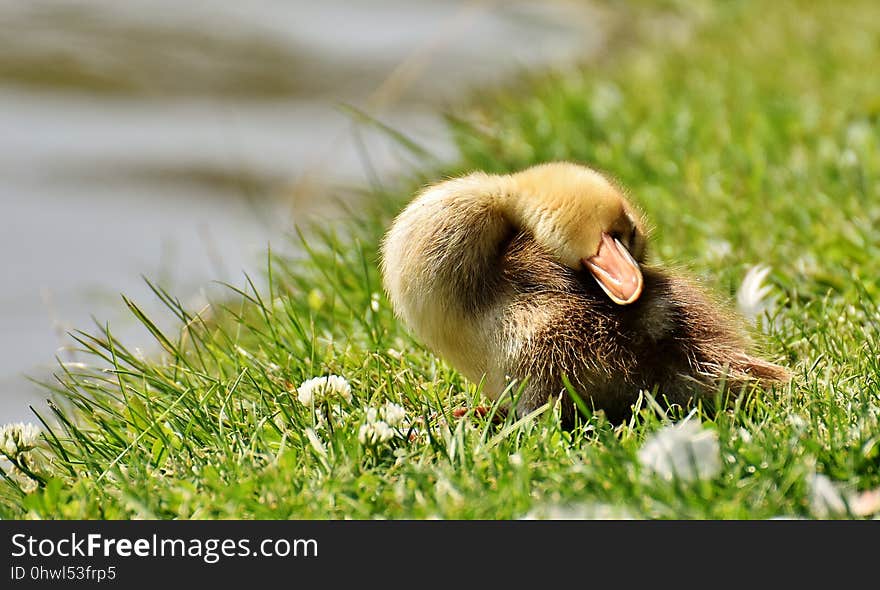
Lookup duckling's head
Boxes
[504,162,648,305]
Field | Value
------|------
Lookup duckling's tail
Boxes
[733,353,792,385]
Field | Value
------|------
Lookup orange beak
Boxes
[583,233,643,305]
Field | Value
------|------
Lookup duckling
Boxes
[380,162,790,427]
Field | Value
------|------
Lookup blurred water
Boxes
[0,0,603,422]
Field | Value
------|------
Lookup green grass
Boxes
[2,0,879,519]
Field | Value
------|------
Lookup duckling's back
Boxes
[497,232,790,425]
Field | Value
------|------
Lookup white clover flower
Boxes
[296,375,352,405]
[5,465,39,494]
[807,473,847,518]
[0,423,40,457]
[380,402,406,428]
[358,401,406,446]
[638,421,721,482]
[358,420,395,445]
[705,239,733,262]
[0,423,43,492]
[737,264,776,323]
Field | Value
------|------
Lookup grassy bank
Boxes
[2,0,879,519]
